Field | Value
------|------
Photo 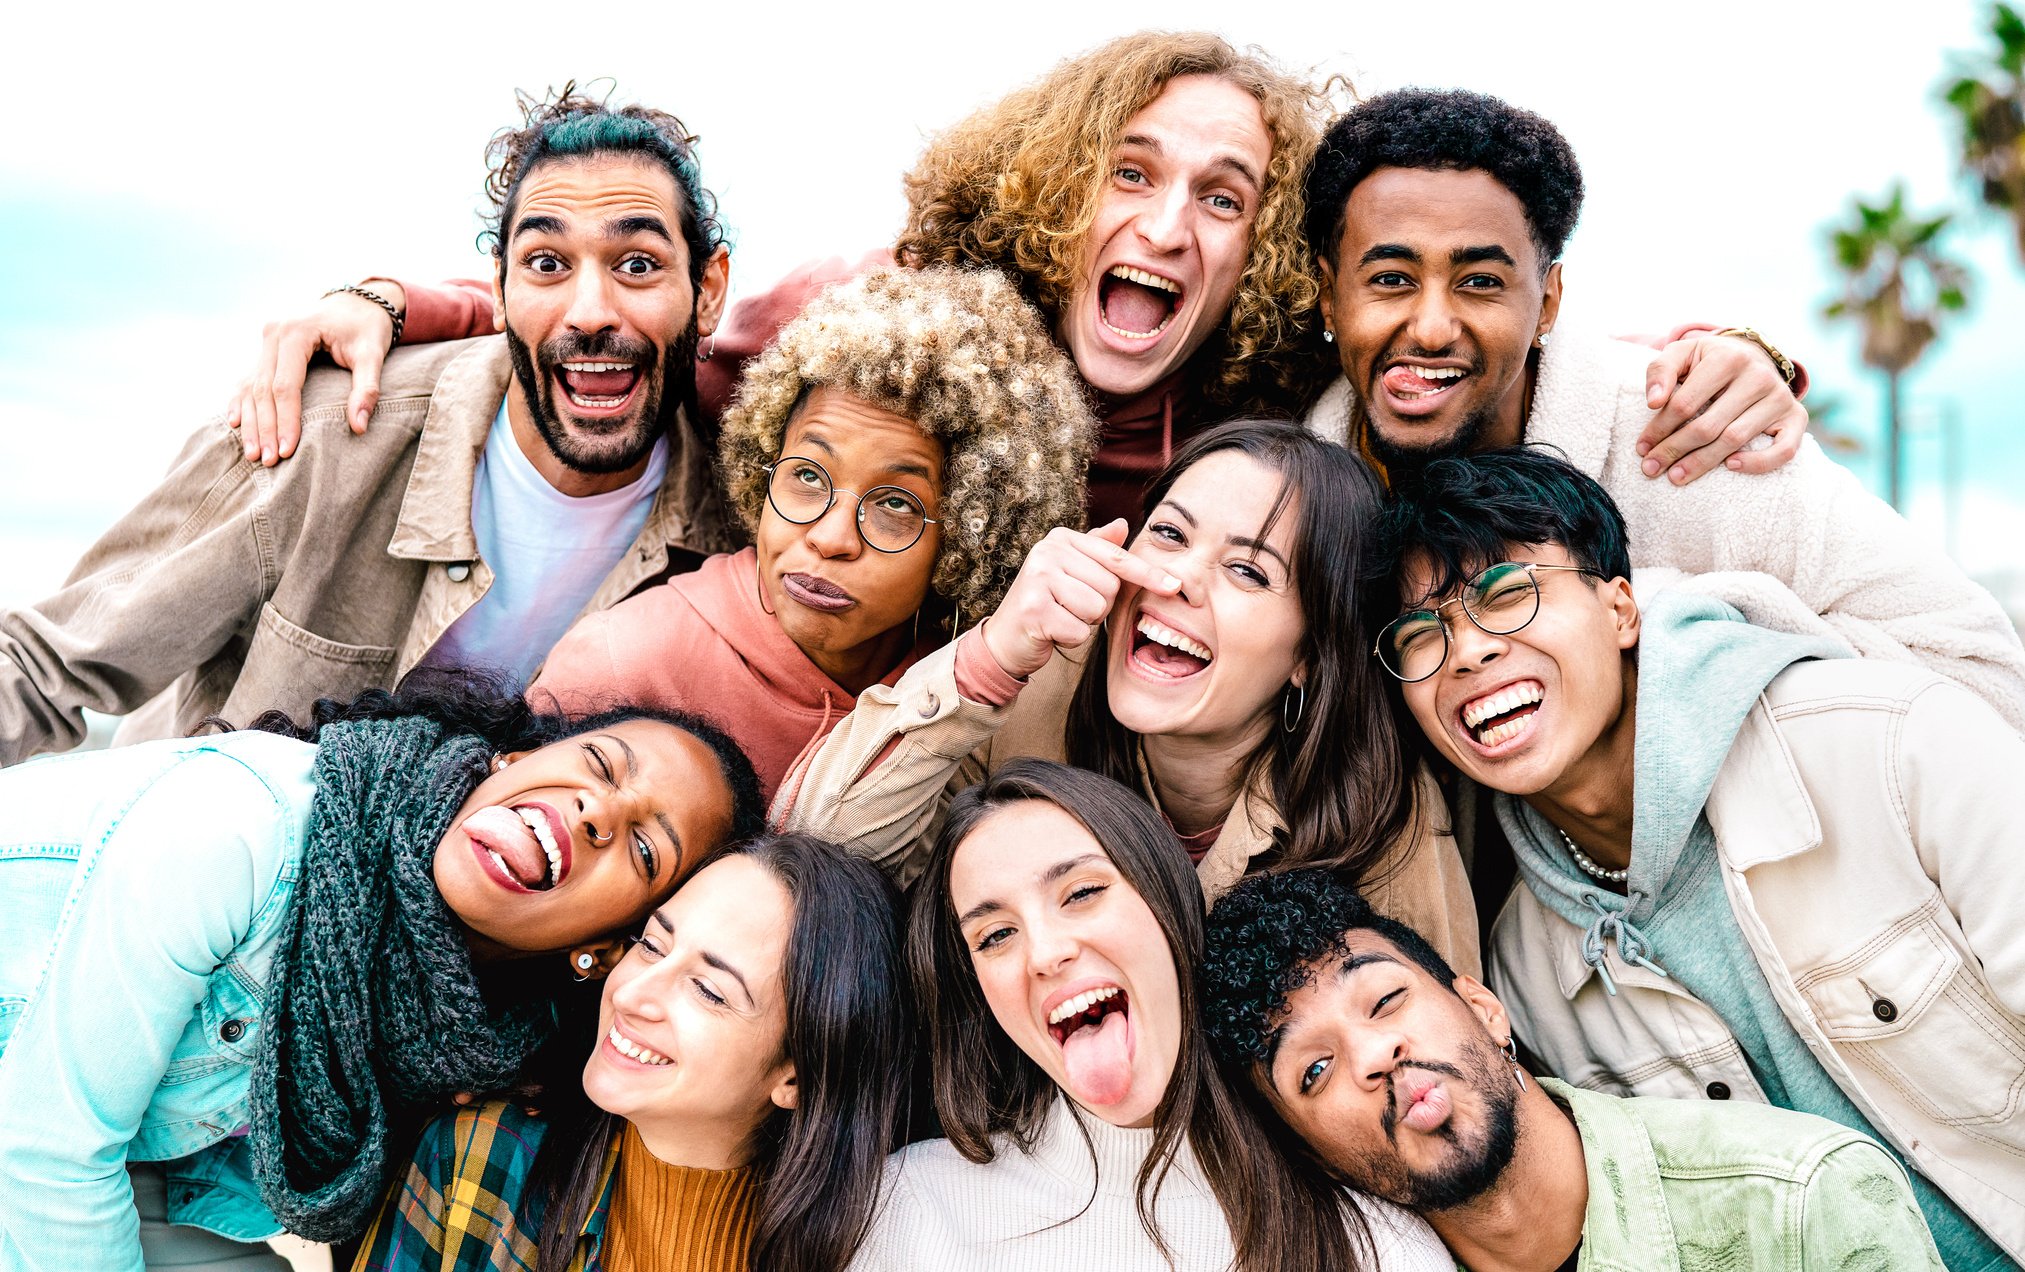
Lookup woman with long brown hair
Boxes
[778,420,1477,973]
[851,759,1448,1270]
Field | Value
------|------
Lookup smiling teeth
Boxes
[1462,682,1544,730]
[516,808,561,886]
[562,361,634,372]
[609,1025,671,1065]
[1048,986,1120,1026]
[1107,265,1179,294]
[1406,366,1464,380]
[1137,616,1211,661]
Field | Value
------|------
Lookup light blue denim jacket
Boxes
[0,730,316,1270]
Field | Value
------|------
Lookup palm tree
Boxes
[1822,185,1970,509]
[1943,4,2025,258]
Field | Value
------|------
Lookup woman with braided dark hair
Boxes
[0,671,762,1270]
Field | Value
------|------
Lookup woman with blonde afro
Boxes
[530,266,1094,803]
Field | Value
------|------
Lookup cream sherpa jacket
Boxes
[1303,333,2025,732]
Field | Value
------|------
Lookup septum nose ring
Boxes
[588,825,613,845]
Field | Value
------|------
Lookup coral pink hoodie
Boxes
[530,547,932,802]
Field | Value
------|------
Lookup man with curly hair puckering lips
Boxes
[1199,867,1945,1271]
[532,265,1096,815]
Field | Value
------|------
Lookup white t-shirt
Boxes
[421,402,667,687]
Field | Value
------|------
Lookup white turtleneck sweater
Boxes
[847,1095,1452,1271]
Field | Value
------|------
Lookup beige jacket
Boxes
[1490,658,2025,1261]
[776,637,1482,977]
[0,337,733,763]
[1304,334,2025,732]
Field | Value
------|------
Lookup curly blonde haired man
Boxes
[535,266,1095,805]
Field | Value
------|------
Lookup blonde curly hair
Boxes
[896,32,1342,417]
[719,267,1097,624]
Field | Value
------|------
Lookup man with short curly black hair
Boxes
[1200,867,1945,1270]
[1301,89,2025,743]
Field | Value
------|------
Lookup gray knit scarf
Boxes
[249,715,554,1240]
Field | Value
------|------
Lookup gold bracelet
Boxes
[1713,327,1796,387]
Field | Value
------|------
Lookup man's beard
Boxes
[1345,1032,1521,1212]
[1362,344,1494,475]
[505,316,699,476]
[1365,402,1497,475]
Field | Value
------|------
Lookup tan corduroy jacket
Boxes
[0,336,733,764]
[776,636,1482,977]
[1491,659,2025,1261]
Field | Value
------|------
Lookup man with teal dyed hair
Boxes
[0,87,737,766]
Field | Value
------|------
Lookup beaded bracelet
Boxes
[322,283,405,347]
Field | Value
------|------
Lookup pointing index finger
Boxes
[1072,530,1180,594]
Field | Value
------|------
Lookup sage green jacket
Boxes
[1540,1079,1943,1272]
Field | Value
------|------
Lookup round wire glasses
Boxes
[1374,562,1602,683]
[760,456,939,553]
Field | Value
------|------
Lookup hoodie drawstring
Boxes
[1579,891,1671,997]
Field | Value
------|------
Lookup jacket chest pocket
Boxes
[223,602,397,724]
[1802,916,2025,1143]
[162,971,264,1085]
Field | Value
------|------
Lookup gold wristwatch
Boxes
[1713,327,1797,387]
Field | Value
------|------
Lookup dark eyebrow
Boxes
[1263,951,1406,1084]
[881,461,936,482]
[1451,244,1517,268]
[608,214,673,244]
[1228,535,1290,573]
[701,950,754,1005]
[1154,499,1198,528]
[605,732,682,878]
[957,852,1106,926]
[1359,243,1419,267]
[511,213,566,241]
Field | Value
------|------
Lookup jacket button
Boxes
[1872,998,1898,1023]
[447,563,472,583]
[1705,1081,1731,1100]
[219,1019,245,1043]
[919,692,941,718]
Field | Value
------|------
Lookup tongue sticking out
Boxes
[463,806,547,887]
[1061,1008,1135,1106]
[1382,365,1459,397]
[1100,276,1175,337]
[560,367,639,399]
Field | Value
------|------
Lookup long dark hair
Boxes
[911,759,1371,1270]
[1064,419,1420,892]
[525,832,910,1272]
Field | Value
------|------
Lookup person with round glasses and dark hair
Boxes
[530,265,1095,802]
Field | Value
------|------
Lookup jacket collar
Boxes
[1538,1078,1681,1270]
[386,336,730,563]
[1521,333,1620,477]
[1702,693,1823,871]
[1186,769,1280,902]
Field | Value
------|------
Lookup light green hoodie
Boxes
[1497,591,2008,1269]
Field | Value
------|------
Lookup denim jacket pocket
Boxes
[1803,911,2025,1142]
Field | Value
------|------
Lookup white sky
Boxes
[6,0,2022,608]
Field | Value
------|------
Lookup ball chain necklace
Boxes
[1557,828,1629,884]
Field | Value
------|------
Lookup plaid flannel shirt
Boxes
[354,1102,615,1272]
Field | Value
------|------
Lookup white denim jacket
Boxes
[1490,658,2025,1262]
